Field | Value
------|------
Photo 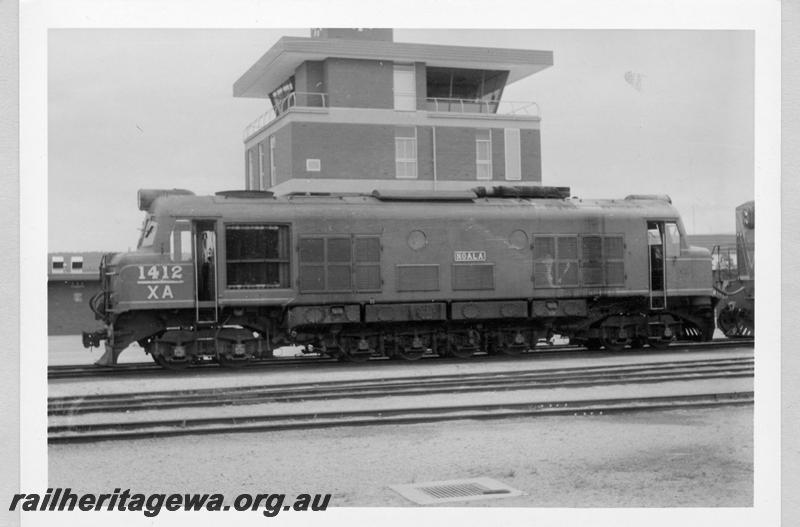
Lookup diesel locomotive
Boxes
[713,201,755,337]
[83,186,720,368]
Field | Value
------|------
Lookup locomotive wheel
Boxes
[496,330,529,356]
[151,342,191,370]
[447,330,479,359]
[600,338,628,352]
[215,340,252,368]
[629,338,646,350]
[338,337,373,363]
[396,346,425,361]
[647,336,672,350]
[647,316,676,350]
[584,339,603,351]
[600,330,631,352]
[387,335,428,361]
[154,355,190,370]
[718,308,753,338]
[498,344,524,356]
[391,335,426,361]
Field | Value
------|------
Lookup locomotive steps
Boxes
[48,354,754,443]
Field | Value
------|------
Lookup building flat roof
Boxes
[234,36,553,99]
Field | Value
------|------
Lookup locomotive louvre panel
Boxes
[325,238,352,291]
[355,265,381,291]
[298,235,382,293]
[557,262,579,286]
[452,264,495,291]
[326,265,352,291]
[355,237,381,262]
[327,238,352,263]
[606,261,625,286]
[298,237,325,291]
[354,236,382,291]
[397,264,439,292]
[533,235,579,288]
[299,265,325,291]
[580,236,604,286]
[604,236,626,286]
[557,237,578,259]
[225,224,290,289]
[299,238,325,262]
[533,234,626,288]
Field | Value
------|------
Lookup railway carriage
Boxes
[83,187,719,368]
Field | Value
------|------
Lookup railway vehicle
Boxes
[713,201,755,337]
[83,186,720,368]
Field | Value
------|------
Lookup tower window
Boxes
[476,129,492,180]
[395,127,417,179]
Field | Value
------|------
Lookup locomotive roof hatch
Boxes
[137,188,195,211]
[473,186,571,199]
[215,190,275,199]
[369,186,572,202]
[371,189,478,202]
[624,194,672,204]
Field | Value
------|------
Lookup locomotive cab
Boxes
[84,189,287,367]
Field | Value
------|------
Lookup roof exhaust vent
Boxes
[624,194,672,204]
[215,190,275,199]
[137,189,194,211]
[473,186,570,199]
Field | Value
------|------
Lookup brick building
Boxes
[235,29,553,193]
[48,252,104,335]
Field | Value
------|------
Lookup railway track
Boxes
[49,338,754,381]
[48,355,753,443]
[48,391,753,444]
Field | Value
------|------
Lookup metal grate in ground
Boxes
[390,477,524,505]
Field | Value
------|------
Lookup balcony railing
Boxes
[243,92,328,139]
[243,93,540,140]
[425,97,540,117]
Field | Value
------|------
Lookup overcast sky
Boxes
[48,29,754,252]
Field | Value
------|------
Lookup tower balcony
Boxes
[243,92,329,140]
[424,97,540,118]
[243,92,541,141]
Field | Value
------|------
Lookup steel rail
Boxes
[48,356,753,416]
[48,391,754,444]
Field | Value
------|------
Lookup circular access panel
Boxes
[508,230,529,250]
[407,230,428,251]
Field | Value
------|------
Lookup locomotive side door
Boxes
[646,221,667,310]
[194,220,219,323]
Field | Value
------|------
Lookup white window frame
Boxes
[306,159,321,172]
[504,128,522,181]
[476,130,493,181]
[70,256,84,273]
[247,149,256,190]
[393,64,417,111]
[257,143,265,191]
[269,135,277,188]
[51,256,64,273]
[395,127,418,180]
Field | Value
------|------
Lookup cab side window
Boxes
[664,222,681,257]
[170,220,192,262]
